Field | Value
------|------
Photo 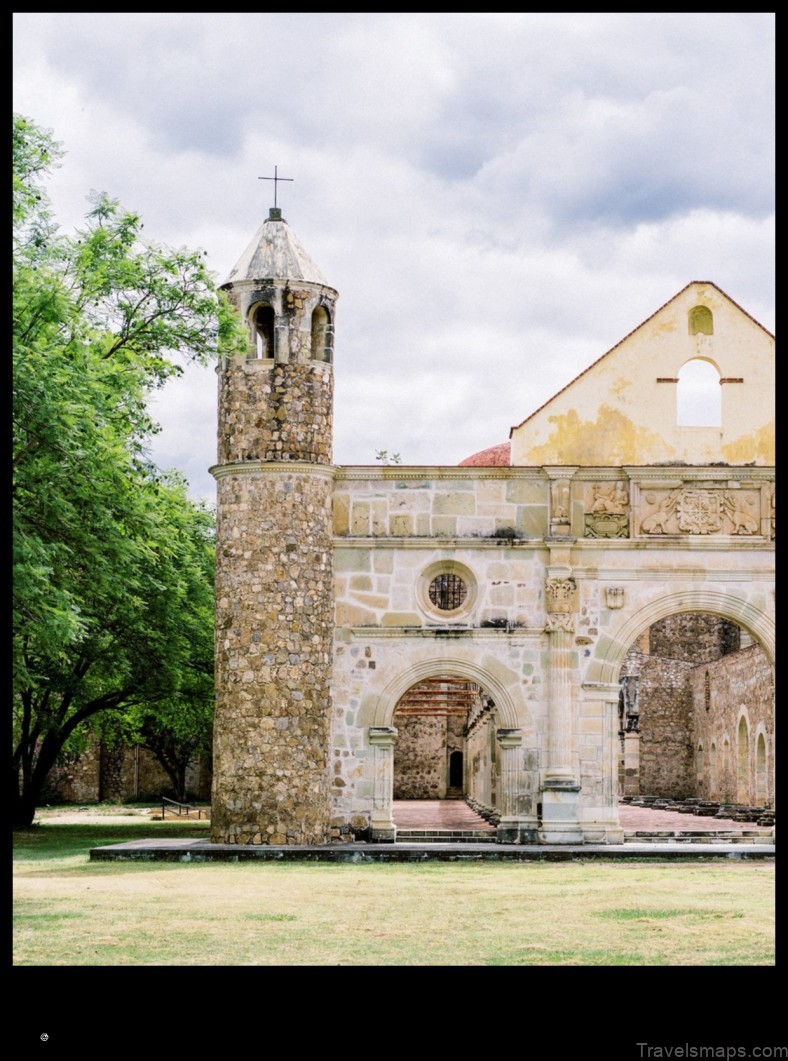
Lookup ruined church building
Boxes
[210,204,775,846]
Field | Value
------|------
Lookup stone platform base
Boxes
[89,838,775,863]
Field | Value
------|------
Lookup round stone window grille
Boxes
[428,573,468,612]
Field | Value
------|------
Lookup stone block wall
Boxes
[333,470,548,541]
[328,630,547,832]
[466,703,499,811]
[42,746,101,804]
[619,625,773,805]
[333,470,773,545]
[335,542,545,630]
[393,715,466,799]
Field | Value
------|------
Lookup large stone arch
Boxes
[587,587,775,687]
[359,652,536,741]
[358,647,539,842]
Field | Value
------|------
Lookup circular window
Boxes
[418,562,477,621]
[428,573,467,611]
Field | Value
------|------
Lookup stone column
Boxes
[539,577,584,843]
[495,729,539,844]
[623,731,641,796]
[368,727,397,842]
[605,698,626,843]
[577,683,626,844]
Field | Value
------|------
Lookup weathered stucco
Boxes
[510,283,774,467]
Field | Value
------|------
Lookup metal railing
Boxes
[160,796,203,820]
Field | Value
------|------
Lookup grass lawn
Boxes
[13,807,775,967]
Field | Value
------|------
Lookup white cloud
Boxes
[13,12,774,502]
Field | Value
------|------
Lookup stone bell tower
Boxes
[210,202,338,845]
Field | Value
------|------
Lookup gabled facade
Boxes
[510,281,774,468]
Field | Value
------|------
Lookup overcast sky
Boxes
[13,13,775,502]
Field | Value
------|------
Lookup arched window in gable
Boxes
[677,359,721,426]
[688,305,713,335]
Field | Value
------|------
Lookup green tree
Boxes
[12,114,243,827]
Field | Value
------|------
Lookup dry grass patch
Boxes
[14,824,775,966]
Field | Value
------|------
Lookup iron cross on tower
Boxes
[259,166,294,209]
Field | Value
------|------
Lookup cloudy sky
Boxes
[13,13,775,501]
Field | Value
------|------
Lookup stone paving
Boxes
[392,799,773,835]
[393,800,495,830]
[617,803,773,834]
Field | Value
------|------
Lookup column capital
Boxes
[545,577,578,614]
[368,726,397,747]
[496,727,523,749]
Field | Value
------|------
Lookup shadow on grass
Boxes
[13,821,210,861]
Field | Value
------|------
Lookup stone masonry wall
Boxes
[691,644,774,805]
[218,360,333,465]
[333,469,773,543]
[649,613,740,662]
[43,744,210,804]
[334,471,548,541]
[392,714,466,798]
[393,716,446,799]
[466,707,498,811]
[633,652,696,797]
[212,468,334,844]
[42,746,100,804]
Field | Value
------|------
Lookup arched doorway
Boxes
[449,750,464,789]
[392,675,494,804]
[364,659,539,843]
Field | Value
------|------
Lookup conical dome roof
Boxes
[223,210,329,286]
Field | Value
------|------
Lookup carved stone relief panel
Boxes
[634,485,761,537]
[584,481,629,538]
[605,587,625,609]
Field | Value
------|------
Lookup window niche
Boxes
[250,304,275,359]
[688,305,713,335]
[311,305,333,362]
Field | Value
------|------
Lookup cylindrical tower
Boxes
[210,206,338,845]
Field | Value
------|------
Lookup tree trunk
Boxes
[13,771,39,829]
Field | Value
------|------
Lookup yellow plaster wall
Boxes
[510,283,774,466]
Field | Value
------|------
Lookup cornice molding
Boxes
[211,460,336,481]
